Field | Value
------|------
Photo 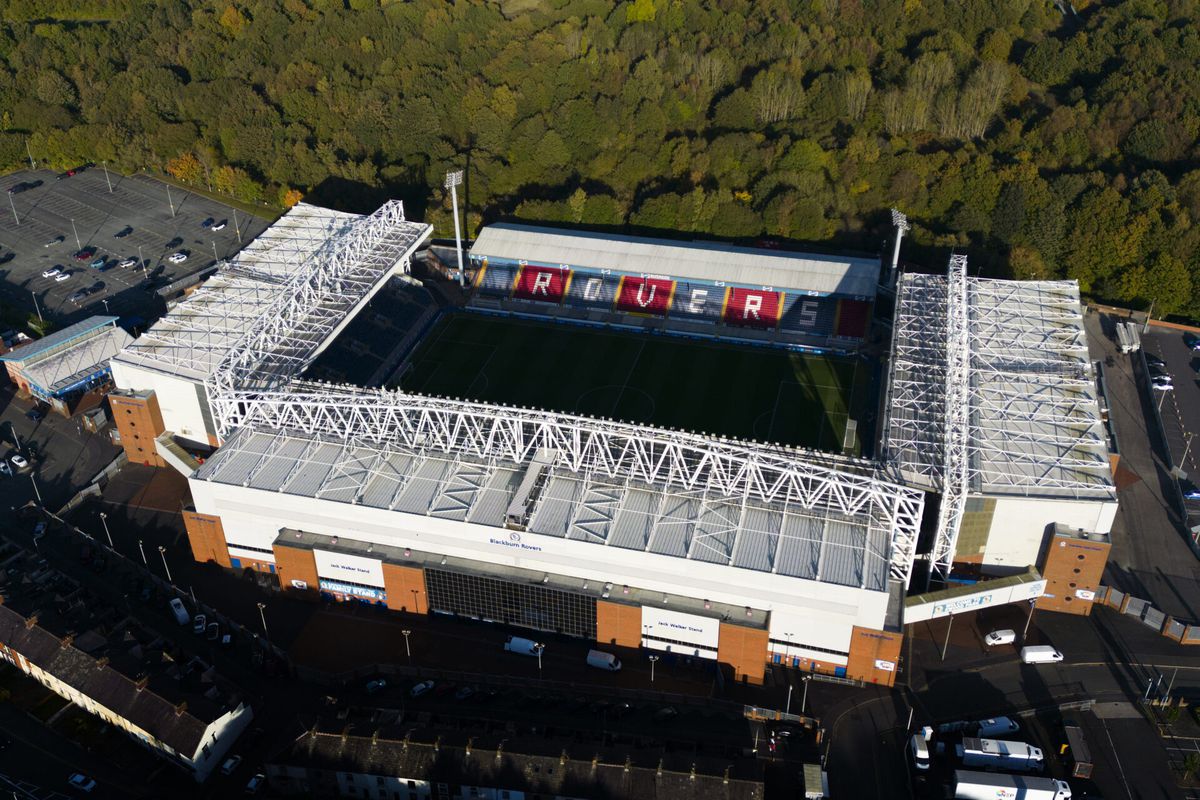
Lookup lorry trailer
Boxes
[954,770,1071,800]
[957,737,1044,771]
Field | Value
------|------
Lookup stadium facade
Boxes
[108,201,1118,686]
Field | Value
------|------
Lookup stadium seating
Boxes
[835,299,871,339]
[475,261,519,297]
[564,269,620,310]
[778,295,837,338]
[670,282,724,324]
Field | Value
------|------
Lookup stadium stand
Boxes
[468,224,880,351]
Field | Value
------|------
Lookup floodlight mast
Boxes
[928,253,970,587]
[889,209,910,287]
[445,170,466,289]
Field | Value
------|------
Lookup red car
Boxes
[73,248,95,261]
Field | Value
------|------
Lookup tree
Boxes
[165,152,202,184]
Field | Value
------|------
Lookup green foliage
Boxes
[0,1,1198,316]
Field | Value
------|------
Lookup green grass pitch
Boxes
[397,313,870,454]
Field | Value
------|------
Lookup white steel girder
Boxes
[930,254,971,582]
[210,383,925,583]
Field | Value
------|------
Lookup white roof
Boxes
[113,203,430,384]
[883,274,1115,500]
[23,324,132,395]
[196,426,892,592]
[471,223,880,298]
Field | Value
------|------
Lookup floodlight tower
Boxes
[445,169,466,288]
[889,208,910,287]
[929,252,970,587]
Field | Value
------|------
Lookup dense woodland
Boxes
[1,0,1199,316]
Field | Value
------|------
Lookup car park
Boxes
[212,219,227,231]
[54,271,71,282]
[67,773,96,793]
[410,680,435,697]
[221,755,242,775]
[42,266,62,278]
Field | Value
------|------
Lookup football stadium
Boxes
[107,201,1118,687]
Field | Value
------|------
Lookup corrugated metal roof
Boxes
[195,427,889,592]
[1,316,118,364]
[20,325,131,395]
[471,223,880,298]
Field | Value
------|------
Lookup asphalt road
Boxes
[1085,310,1200,620]
[0,168,268,325]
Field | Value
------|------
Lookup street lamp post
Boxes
[785,682,794,715]
[444,170,466,288]
[536,643,543,678]
[257,602,269,640]
[102,161,112,193]
[212,241,218,262]
[157,545,172,583]
[649,654,659,684]
[138,539,147,565]
[801,675,811,714]
[101,299,109,314]
[402,629,412,662]
[29,474,41,504]
[8,193,18,225]
[941,613,954,662]
[99,511,113,549]
[30,292,42,323]
[1021,599,1036,642]
[70,218,80,250]
[165,184,175,217]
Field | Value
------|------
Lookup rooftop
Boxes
[0,544,244,759]
[197,426,893,592]
[883,274,1115,500]
[0,316,118,364]
[269,719,764,799]
[21,324,132,396]
[471,223,881,299]
[113,202,430,386]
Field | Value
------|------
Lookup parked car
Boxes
[244,773,265,794]
[42,266,62,279]
[220,755,242,775]
[10,454,28,471]
[67,773,96,793]
[117,258,137,269]
[168,251,189,263]
[166,236,184,248]
[977,716,1021,736]
[74,248,95,261]
[89,256,107,269]
[67,290,89,304]
[56,169,77,180]
[212,220,227,231]
[44,236,64,247]
[1020,645,1064,664]
[984,629,1016,646]
[365,679,387,694]
[1145,353,1167,368]
[1186,333,1200,352]
[114,226,133,238]
[201,217,215,228]
[0,461,11,477]
[410,680,435,698]
[454,685,475,701]
[55,271,71,282]
[169,600,188,624]
[192,614,207,634]
[1184,488,1200,501]
[1151,374,1174,391]
[26,407,45,422]
[206,622,220,641]
[652,706,679,722]
[7,180,42,194]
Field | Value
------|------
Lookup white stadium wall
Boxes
[980,494,1118,576]
[109,360,215,448]
[188,478,891,655]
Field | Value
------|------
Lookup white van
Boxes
[1020,645,1064,664]
[168,598,188,625]
[586,649,621,671]
[503,635,544,656]
[910,726,932,770]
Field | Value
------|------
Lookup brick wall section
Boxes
[110,392,166,467]
[181,511,231,568]
[381,564,427,614]
[4,362,28,393]
[717,622,768,685]
[596,600,642,648]
[272,543,319,598]
[845,626,903,687]
[1036,534,1111,615]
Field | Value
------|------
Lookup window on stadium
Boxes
[424,568,596,640]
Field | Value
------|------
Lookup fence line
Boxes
[1095,585,1199,645]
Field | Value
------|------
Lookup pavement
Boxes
[0,168,269,325]
[1085,309,1200,620]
